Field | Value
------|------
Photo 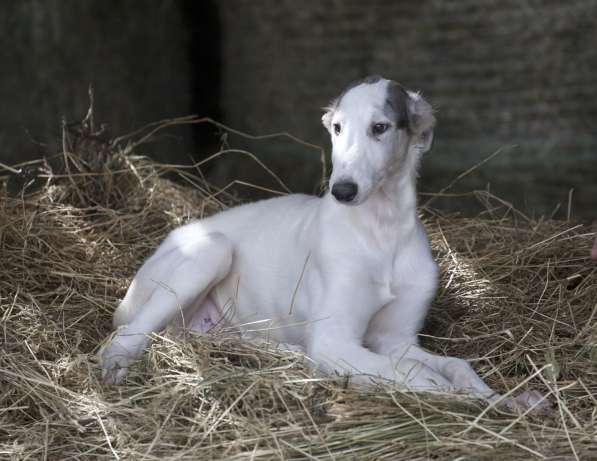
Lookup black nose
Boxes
[331,181,358,202]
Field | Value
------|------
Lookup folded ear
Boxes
[406,91,436,154]
[321,98,338,133]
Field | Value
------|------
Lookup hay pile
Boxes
[1,120,596,460]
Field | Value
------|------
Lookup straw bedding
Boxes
[0,120,596,460]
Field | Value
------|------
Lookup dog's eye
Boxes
[333,123,341,135]
[372,123,389,136]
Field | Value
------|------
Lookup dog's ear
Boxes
[406,91,436,154]
[321,99,337,132]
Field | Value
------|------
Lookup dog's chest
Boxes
[371,268,396,307]
[362,246,400,307]
[368,237,430,305]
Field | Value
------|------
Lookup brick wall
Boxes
[0,0,193,164]
[219,0,597,218]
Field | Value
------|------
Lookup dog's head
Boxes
[322,76,435,205]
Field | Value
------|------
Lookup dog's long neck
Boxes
[363,165,418,240]
[326,160,419,246]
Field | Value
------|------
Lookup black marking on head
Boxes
[384,81,410,130]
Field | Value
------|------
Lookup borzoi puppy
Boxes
[101,76,543,410]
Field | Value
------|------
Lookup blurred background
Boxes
[1,0,595,219]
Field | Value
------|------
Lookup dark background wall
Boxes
[1,1,595,219]
[0,0,219,165]
[219,0,597,219]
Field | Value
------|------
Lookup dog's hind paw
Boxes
[102,361,130,385]
[99,332,146,385]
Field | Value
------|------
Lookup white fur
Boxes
[100,78,544,410]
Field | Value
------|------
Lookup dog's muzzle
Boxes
[331,181,358,203]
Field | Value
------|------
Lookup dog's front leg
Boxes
[309,332,453,389]
[372,334,547,411]
[365,285,500,400]
[306,284,452,390]
[365,289,548,411]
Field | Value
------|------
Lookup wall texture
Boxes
[1,1,594,218]
[219,0,597,218]
[0,0,194,164]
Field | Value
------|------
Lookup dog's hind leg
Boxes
[113,239,191,327]
[101,232,233,384]
[113,269,159,328]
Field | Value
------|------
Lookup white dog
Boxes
[101,76,543,410]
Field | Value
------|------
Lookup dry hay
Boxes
[1,118,596,461]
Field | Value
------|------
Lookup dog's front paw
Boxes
[500,390,552,415]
